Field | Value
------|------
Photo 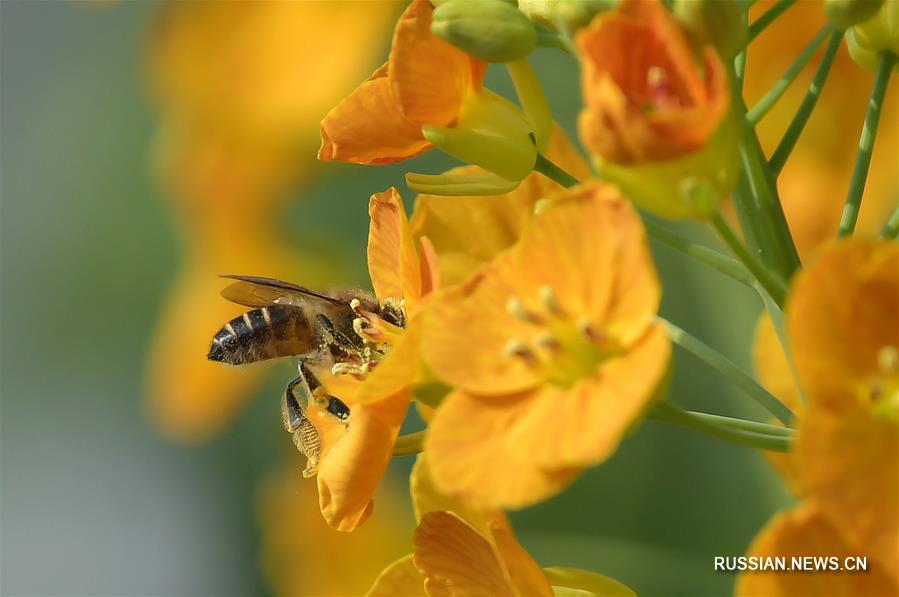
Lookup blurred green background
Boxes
[1,2,791,595]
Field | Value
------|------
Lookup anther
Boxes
[502,339,540,368]
[878,346,898,374]
[534,331,562,353]
[506,296,543,325]
[539,285,563,316]
[577,316,605,344]
[350,298,364,315]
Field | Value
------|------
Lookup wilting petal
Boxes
[389,0,484,127]
[317,392,410,531]
[367,188,422,307]
[426,390,580,509]
[799,404,899,579]
[753,313,805,495]
[413,511,515,597]
[736,505,899,596]
[506,323,670,468]
[788,240,899,407]
[367,554,426,597]
[319,67,430,165]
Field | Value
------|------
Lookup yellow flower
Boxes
[421,183,671,509]
[144,0,398,440]
[410,126,592,287]
[741,240,899,592]
[258,459,413,596]
[311,188,439,532]
[367,454,634,597]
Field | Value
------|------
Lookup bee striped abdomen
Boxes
[207,305,315,365]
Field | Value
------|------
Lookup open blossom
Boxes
[577,0,729,164]
[312,188,438,532]
[739,240,899,594]
[367,455,634,596]
[421,183,671,509]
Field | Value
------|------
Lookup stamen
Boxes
[506,296,543,324]
[331,362,370,377]
[534,332,562,353]
[577,316,606,344]
[539,285,563,316]
[878,346,898,374]
[502,339,540,368]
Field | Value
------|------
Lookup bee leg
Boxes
[281,370,322,478]
[316,313,363,356]
[299,360,352,426]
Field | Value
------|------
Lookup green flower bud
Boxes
[431,0,537,63]
[845,0,899,71]
[673,0,747,60]
[596,111,741,220]
[519,0,620,32]
[825,0,885,28]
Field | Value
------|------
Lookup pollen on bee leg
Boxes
[539,285,564,316]
[331,361,369,377]
[502,339,539,368]
[577,316,606,344]
[506,296,543,324]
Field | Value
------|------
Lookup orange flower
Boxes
[310,188,439,532]
[421,183,671,509]
[258,460,413,596]
[741,240,899,592]
[367,455,634,596]
[577,0,729,164]
[319,0,487,166]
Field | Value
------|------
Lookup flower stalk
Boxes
[650,402,793,452]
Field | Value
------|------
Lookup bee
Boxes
[207,275,405,477]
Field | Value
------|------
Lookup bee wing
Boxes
[219,274,344,308]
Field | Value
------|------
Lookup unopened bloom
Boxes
[421,183,671,509]
[313,187,439,531]
[845,0,899,71]
[320,0,544,191]
[577,0,736,219]
[367,455,634,596]
[740,240,899,593]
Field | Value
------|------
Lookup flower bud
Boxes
[845,0,899,71]
[673,0,747,60]
[825,0,884,28]
[595,111,741,219]
[519,0,621,31]
[431,0,537,63]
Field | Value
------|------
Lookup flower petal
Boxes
[413,511,514,597]
[736,505,899,597]
[319,66,430,165]
[367,554,426,597]
[356,318,423,404]
[410,452,495,538]
[368,187,423,307]
[506,323,670,468]
[788,240,899,407]
[799,404,899,579]
[317,392,410,531]
[389,0,483,126]
[425,390,580,509]
[488,517,554,597]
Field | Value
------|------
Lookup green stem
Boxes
[650,402,793,452]
[769,31,843,175]
[643,219,755,288]
[535,26,570,53]
[534,152,580,188]
[662,318,795,425]
[711,212,788,307]
[882,206,899,239]
[729,73,802,281]
[746,26,831,125]
[392,430,426,456]
[734,50,747,89]
[748,0,797,42]
[837,51,896,238]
